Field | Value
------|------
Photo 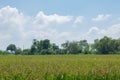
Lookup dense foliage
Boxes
[2,36,120,55]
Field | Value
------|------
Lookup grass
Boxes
[0,55,120,80]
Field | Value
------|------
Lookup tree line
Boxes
[1,36,120,55]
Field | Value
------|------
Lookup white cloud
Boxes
[0,6,119,50]
[74,16,84,24]
[0,6,73,50]
[0,6,28,39]
[92,14,111,21]
[34,11,73,25]
[87,27,99,34]
[105,24,120,36]
[84,24,120,42]
[0,6,28,26]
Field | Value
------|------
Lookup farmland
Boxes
[0,55,120,80]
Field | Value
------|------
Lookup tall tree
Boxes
[94,36,115,54]
[79,40,89,54]
[61,41,69,54]
[6,44,16,53]
[42,39,50,49]
[62,41,82,54]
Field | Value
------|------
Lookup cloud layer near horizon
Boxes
[0,6,120,50]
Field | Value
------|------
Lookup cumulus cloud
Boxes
[0,6,119,50]
[92,14,111,21]
[74,16,84,24]
[0,6,28,40]
[105,24,120,37]
[0,6,28,26]
[87,27,100,34]
[0,6,73,50]
[34,11,73,25]
[84,24,120,42]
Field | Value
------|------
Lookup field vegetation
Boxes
[0,55,120,80]
[0,36,120,80]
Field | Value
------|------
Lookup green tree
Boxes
[61,41,70,54]
[68,41,80,54]
[50,43,59,54]
[6,44,16,53]
[79,40,89,54]
[94,36,116,54]
[62,41,81,54]
[30,39,51,55]
[30,39,40,54]
[42,39,50,49]
[22,49,30,55]
[15,48,22,55]
[30,45,37,55]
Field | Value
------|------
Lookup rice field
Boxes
[0,55,120,80]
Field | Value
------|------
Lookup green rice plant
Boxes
[0,55,120,80]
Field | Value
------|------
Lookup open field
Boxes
[0,55,120,80]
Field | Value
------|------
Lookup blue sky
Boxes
[0,0,120,50]
[1,0,120,16]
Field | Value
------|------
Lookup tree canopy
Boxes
[4,36,120,55]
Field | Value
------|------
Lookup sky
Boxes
[0,0,120,50]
